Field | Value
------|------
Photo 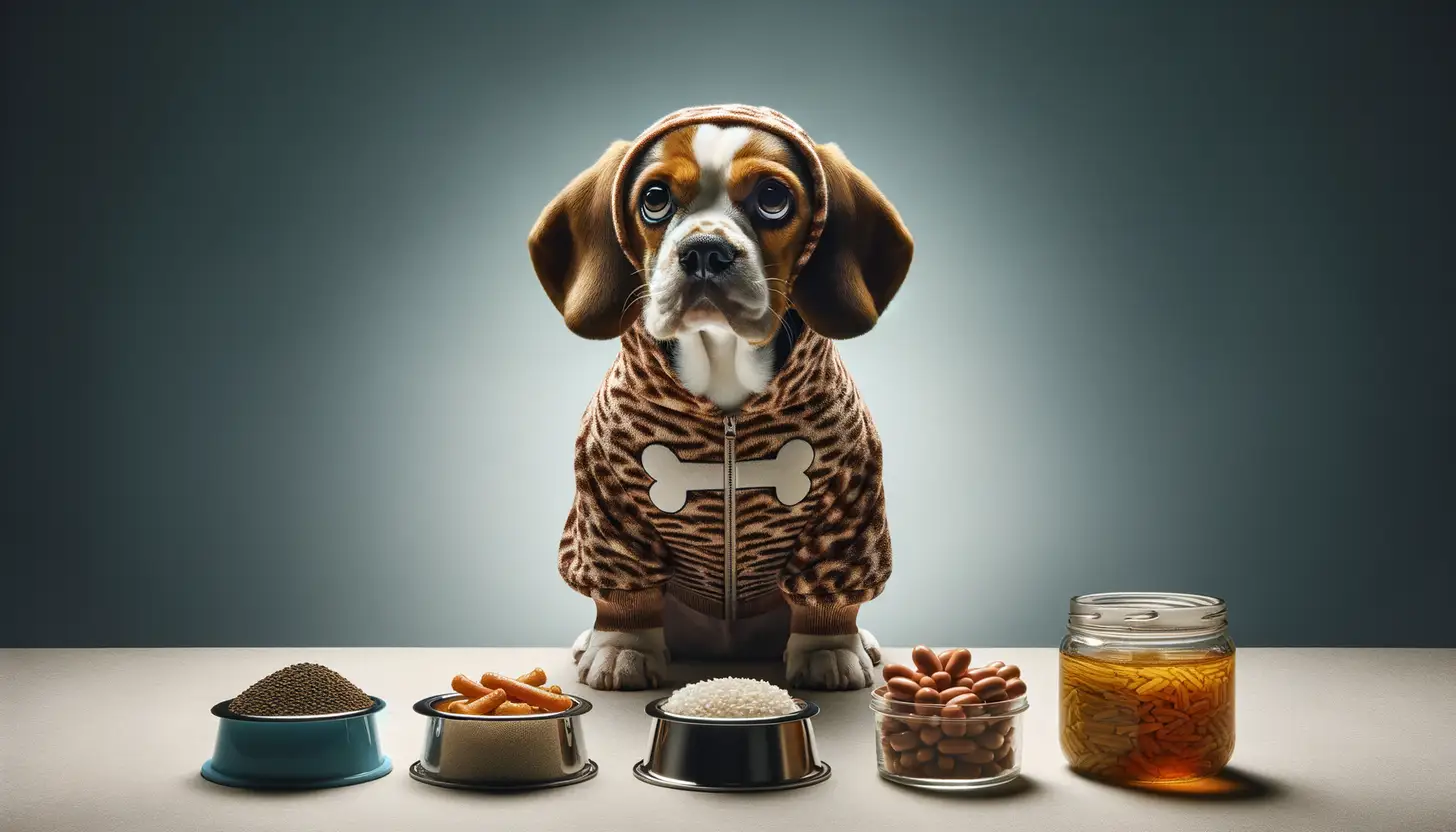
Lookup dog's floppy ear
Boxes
[790,142,914,339]
[528,140,639,340]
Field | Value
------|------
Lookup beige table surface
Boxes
[2,648,1453,832]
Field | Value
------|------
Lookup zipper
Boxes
[722,414,738,622]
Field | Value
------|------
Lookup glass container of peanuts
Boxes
[1060,592,1234,784]
[871,646,1029,790]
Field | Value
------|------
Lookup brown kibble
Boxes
[943,648,973,678]
[936,738,979,754]
[967,666,999,683]
[958,747,996,763]
[937,754,957,771]
[899,750,919,769]
[931,671,954,690]
[916,747,936,763]
[883,663,918,682]
[971,677,1007,699]
[995,664,1020,680]
[914,686,943,714]
[887,676,922,697]
[888,730,920,752]
[946,692,982,708]
[966,746,1001,763]
[942,718,968,738]
[964,720,989,737]
[229,663,374,717]
[911,646,943,676]
[919,726,944,745]
[1004,678,1028,699]
[975,730,1005,750]
[938,686,972,703]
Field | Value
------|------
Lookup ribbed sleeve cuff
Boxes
[593,588,666,631]
[787,601,861,635]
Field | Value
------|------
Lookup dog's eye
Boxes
[640,183,674,224]
[754,179,793,222]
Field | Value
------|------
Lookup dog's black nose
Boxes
[678,235,737,280]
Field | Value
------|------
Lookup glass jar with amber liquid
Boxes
[1060,592,1234,783]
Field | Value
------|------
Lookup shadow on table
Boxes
[882,774,1043,801]
[1071,766,1286,803]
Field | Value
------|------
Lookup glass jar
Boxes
[870,686,1028,790]
[1059,592,1235,784]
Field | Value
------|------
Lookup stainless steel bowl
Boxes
[633,697,830,792]
[409,693,596,791]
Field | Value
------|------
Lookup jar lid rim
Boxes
[1068,592,1228,633]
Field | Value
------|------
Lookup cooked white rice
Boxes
[661,677,799,718]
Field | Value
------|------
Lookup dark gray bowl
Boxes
[633,696,830,792]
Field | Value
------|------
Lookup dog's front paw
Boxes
[571,628,592,663]
[575,629,668,691]
[784,633,875,690]
[860,628,883,665]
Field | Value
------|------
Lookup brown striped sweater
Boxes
[557,314,893,635]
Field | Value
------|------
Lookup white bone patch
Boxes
[641,439,814,513]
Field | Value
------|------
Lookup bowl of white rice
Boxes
[633,677,829,792]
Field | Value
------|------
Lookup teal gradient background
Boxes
[3,1,1452,647]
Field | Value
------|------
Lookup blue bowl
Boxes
[201,697,392,790]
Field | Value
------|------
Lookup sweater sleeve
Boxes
[557,423,671,618]
[779,411,892,610]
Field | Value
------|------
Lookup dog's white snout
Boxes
[641,439,815,514]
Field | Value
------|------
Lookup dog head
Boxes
[528,105,913,343]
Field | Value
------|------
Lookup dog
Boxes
[528,105,912,691]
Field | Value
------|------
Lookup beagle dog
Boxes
[529,105,912,691]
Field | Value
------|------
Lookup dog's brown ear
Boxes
[528,140,639,340]
[790,142,914,339]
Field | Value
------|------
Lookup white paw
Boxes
[571,628,591,663]
[784,633,875,690]
[575,629,669,691]
[860,628,882,665]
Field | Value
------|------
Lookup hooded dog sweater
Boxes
[557,105,892,634]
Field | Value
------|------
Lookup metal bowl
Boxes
[201,697,392,790]
[408,693,596,791]
[633,697,830,792]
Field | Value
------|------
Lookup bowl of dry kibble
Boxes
[870,646,1029,790]
[201,662,391,790]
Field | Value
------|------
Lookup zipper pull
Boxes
[724,415,737,437]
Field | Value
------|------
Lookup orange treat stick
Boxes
[492,701,535,716]
[479,672,573,712]
[461,689,508,715]
[516,668,548,687]
[451,674,492,700]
